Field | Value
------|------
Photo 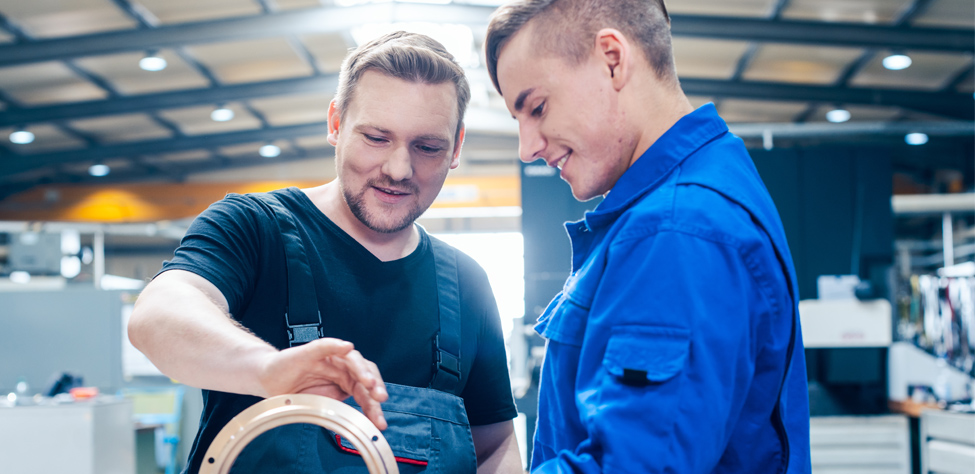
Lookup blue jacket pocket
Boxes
[603,326,690,383]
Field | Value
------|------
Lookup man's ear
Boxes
[450,125,466,170]
[595,28,631,91]
[326,99,340,146]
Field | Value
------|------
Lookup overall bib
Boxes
[229,193,477,474]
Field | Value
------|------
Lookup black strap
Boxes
[429,237,462,393]
[251,193,323,347]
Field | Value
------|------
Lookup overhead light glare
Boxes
[139,54,167,72]
[905,132,928,146]
[259,144,282,158]
[882,54,912,71]
[88,164,110,177]
[211,107,235,122]
[825,109,851,123]
[9,130,34,144]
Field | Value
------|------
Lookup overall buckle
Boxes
[433,334,461,378]
[285,311,323,347]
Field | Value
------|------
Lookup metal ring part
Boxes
[199,394,399,474]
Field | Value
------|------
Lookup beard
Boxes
[343,177,424,234]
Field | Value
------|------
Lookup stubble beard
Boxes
[343,178,424,234]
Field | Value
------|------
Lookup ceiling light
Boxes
[825,109,851,123]
[259,144,281,158]
[905,132,928,146]
[882,54,912,71]
[139,53,167,72]
[88,164,110,177]
[9,130,34,144]
[211,107,235,122]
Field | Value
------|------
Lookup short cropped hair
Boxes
[485,0,675,94]
[335,31,471,141]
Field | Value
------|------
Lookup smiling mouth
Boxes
[554,151,571,170]
[375,186,410,196]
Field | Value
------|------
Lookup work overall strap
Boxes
[428,237,463,393]
[252,193,323,347]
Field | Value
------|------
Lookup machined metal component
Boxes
[199,394,398,474]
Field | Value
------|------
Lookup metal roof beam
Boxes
[0,6,971,68]
[3,72,970,127]
[682,78,973,120]
[0,75,338,126]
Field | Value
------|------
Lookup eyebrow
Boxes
[513,88,535,113]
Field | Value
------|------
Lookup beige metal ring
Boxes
[199,394,399,474]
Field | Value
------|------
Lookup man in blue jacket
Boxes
[485,0,811,472]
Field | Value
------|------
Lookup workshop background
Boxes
[0,0,972,473]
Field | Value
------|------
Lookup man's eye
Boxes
[417,145,443,154]
[365,135,386,143]
[531,102,545,117]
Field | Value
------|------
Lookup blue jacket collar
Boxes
[585,103,729,227]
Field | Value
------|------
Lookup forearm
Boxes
[473,421,524,473]
[128,270,276,397]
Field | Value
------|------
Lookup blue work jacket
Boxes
[531,104,811,473]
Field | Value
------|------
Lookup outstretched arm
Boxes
[128,269,388,429]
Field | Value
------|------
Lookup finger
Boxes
[353,380,387,430]
[306,338,355,358]
[339,350,378,389]
[364,360,388,401]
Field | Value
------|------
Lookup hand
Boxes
[257,338,389,430]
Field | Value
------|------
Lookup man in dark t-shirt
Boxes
[129,32,521,474]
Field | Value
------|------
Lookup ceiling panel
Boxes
[73,50,212,95]
[248,93,331,127]
[781,0,912,24]
[850,51,975,90]
[687,96,717,110]
[276,0,324,11]
[1,0,137,38]
[806,104,903,123]
[0,123,87,153]
[718,99,808,123]
[743,44,862,84]
[187,38,315,84]
[665,0,775,17]
[672,38,750,79]
[295,135,333,150]
[912,0,975,28]
[68,114,175,144]
[143,150,213,165]
[137,0,262,24]
[0,62,108,105]
[217,141,294,158]
[187,157,335,183]
[299,33,354,74]
[157,103,263,135]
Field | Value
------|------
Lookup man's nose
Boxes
[518,121,546,164]
[382,145,413,182]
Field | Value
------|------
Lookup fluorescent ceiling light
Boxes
[9,130,34,144]
[352,22,477,68]
[882,54,912,71]
[825,109,851,123]
[259,144,282,158]
[88,164,111,177]
[211,107,235,122]
[139,54,167,72]
[904,132,928,145]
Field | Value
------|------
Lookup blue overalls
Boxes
[228,193,477,474]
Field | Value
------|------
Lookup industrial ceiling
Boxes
[0,0,972,199]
